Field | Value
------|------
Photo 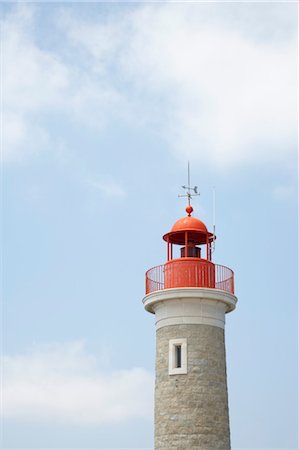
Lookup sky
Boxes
[1,2,298,449]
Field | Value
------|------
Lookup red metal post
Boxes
[185,231,188,257]
[206,235,209,259]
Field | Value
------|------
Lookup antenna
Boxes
[212,187,216,252]
[179,161,200,206]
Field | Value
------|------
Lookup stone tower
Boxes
[143,198,237,450]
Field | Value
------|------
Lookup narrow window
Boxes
[169,338,187,375]
[175,345,182,368]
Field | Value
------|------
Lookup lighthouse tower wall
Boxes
[143,288,237,450]
[155,324,230,449]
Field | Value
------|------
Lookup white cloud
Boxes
[88,179,127,198]
[59,4,297,169]
[273,184,296,200]
[2,341,154,425]
[2,5,125,163]
[3,112,49,163]
[123,5,297,168]
[3,4,297,169]
[2,6,68,162]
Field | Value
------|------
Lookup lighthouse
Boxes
[143,186,237,450]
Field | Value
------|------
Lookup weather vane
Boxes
[179,161,200,206]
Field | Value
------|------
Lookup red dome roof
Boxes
[171,216,208,234]
[163,211,213,246]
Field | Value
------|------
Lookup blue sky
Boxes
[1,2,298,449]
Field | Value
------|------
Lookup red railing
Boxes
[145,259,234,295]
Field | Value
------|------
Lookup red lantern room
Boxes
[163,204,214,261]
[145,201,234,295]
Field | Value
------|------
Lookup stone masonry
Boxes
[155,324,230,450]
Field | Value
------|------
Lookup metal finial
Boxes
[178,161,200,208]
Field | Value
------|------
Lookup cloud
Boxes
[59,3,298,169]
[2,5,125,163]
[88,179,127,198]
[3,4,297,169]
[273,184,296,201]
[3,112,50,163]
[2,6,68,162]
[2,341,154,425]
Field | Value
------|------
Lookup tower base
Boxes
[155,323,230,450]
[143,288,237,450]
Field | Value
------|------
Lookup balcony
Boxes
[145,259,234,295]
